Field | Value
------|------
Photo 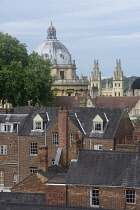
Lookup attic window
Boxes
[92,114,103,133]
[0,124,13,132]
[33,114,43,130]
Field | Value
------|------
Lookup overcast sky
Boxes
[1,0,140,77]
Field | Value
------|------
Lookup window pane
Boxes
[90,188,99,207]
[30,142,37,155]
[52,133,58,146]
[126,190,135,204]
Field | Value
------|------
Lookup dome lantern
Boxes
[47,22,57,40]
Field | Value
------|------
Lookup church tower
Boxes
[89,60,101,98]
[112,59,124,96]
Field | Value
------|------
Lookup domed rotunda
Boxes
[35,23,78,80]
[35,23,88,97]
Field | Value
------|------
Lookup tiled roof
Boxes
[93,96,140,111]
[67,150,140,188]
[53,96,87,107]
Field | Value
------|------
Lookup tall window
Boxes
[90,188,99,207]
[0,171,4,186]
[0,145,7,155]
[13,174,18,183]
[35,121,42,129]
[52,133,58,146]
[30,142,37,155]
[29,167,37,175]
[126,190,136,204]
[135,109,139,115]
[70,133,74,146]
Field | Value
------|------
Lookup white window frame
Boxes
[29,167,37,175]
[125,190,136,204]
[90,188,99,207]
[94,144,102,150]
[52,133,58,146]
[34,121,43,130]
[93,122,103,132]
[0,145,7,155]
[30,142,38,155]
[13,174,18,182]
[0,124,13,132]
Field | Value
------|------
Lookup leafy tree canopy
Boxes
[0,32,56,107]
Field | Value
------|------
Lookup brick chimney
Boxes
[38,146,48,172]
[58,106,68,167]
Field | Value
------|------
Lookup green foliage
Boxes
[101,76,139,92]
[0,32,56,107]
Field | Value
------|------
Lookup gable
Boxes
[33,114,43,121]
[93,114,103,122]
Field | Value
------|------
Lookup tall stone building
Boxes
[89,59,124,98]
[36,23,124,99]
[35,23,88,97]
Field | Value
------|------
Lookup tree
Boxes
[0,32,56,106]
[24,52,56,106]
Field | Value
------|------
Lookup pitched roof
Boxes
[93,96,140,111]
[0,192,45,205]
[0,203,116,210]
[67,150,140,188]
[68,107,123,138]
[53,96,87,107]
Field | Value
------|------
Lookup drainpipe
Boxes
[17,123,20,183]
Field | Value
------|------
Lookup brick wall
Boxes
[115,111,134,145]
[0,133,18,188]
[83,138,114,150]
[67,185,140,209]
[46,184,67,206]
[19,135,45,182]
[46,111,83,167]
[11,172,47,193]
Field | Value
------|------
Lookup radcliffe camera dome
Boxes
[35,23,73,65]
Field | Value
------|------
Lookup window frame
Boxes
[30,142,38,156]
[93,122,103,132]
[125,190,136,204]
[29,167,37,175]
[0,145,7,155]
[52,133,58,146]
[0,124,13,132]
[94,144,102,150]
[90,188,99,207]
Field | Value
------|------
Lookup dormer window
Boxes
[93,114,103,133]
[33,114,43,130]
[35,122,42,130]
[0,124,13,132]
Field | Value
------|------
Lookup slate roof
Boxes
[0,106,125,139]
[67,150,140,188]
[0,203,116,210]
[68,107,124,138]
[0,192,45,205]
[93,96,140,111]
[38,164,68,182]
[18,107,59,136]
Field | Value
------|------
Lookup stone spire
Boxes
[91,60,101,81]
[113,59,123,80]
[47,22,57,40]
